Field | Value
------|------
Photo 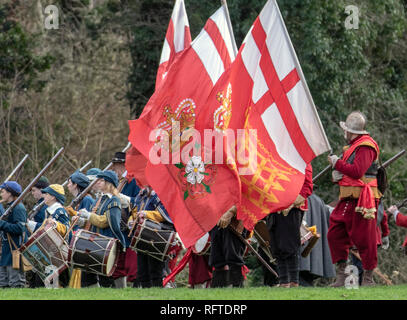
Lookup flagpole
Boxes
[220,0,238,57]
[273,0,332,153]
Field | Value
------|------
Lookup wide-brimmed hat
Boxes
[86,168,102,182]
[96,170,119,188]
[0,181,22,197]
[70,171,90,189]
[339,111,369,135]
[42,184,66,205]
[112,152,126,164]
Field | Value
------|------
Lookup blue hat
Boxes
[70,171,90,189]
[86,168,102,182]
[96,170,119,188]
[0,181,22,197]
[41,184,66,205]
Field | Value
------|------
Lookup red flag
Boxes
[128,6,240,248]
[155,0,191,90]
[196,0,331,231]
[125,146,148,187]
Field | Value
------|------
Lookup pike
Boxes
[313,149,406,183]
[3,154,29,182]
[27,159,92,220]
[228,225,279,278]
[69,142,132,209]
[1,147,64,221]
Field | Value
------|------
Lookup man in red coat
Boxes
[387,204,407,252]
[327,111,382,287]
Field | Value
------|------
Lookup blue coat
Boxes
[131,187,172,224]
[0,202,27,266]
[33,199,47,224]
[121,178,140,201]
[90,194,126,249]
[33,203,72,243]
[72,195,95,232]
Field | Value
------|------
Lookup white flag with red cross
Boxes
[155,0,191,90]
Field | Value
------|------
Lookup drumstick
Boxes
[64,216,80,240]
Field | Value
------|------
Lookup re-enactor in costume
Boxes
[75,170,127,288]
[327,111,381,287]
[0,182,27,288]
[269,163,313,288]
[110,151,140,288]
[128,185,174,288]
[209,205,247,288]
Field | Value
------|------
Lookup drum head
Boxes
[106,241,117,276]
[193,233,209,254]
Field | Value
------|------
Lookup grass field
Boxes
[0,285,406,300]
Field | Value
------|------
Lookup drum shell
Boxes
[68,230,119,277]
[129,218,175,261]
[19,221,69,281]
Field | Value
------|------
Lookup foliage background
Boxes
[1,0,406,286]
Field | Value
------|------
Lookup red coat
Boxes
[299,163,313,211]
[396,213,407,247]
[376,211,390,245]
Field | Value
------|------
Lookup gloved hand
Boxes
[26,220,38,233]
[328,154,340,168]
[387,205,399,216]
[75,217,87,228]
[65,206,77,217]
[332,170,344,182]
[293,194,306,208]
[381,236,390,250]
[77,209,91,221]
[217,205,236,229]
[118,193,131,209]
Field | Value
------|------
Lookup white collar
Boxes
[46,202,63,215]
[102,193,113,199]
[122,171,127,178]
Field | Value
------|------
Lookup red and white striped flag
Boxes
[155,0,191,90]
[197,0,331,230]
[128,5,241,248]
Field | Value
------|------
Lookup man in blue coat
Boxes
[0,181,27,288]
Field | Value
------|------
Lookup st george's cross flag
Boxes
[155,0,191,90]
[196,0,331,231]
[128,5,241,248]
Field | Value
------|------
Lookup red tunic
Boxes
[396,213,407,247]
[299,163,313,211]
[328,136,380,270]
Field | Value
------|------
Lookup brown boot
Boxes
[361,269,375,287]
[330,262,347,287]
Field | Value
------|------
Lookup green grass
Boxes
[0,285,406,300]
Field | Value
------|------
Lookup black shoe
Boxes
[211,269,229,288]
[229,265,244,288]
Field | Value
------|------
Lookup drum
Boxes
[129,217,176,261]
[19,220,69,281]
[68,229,119,276]
[192,232,211,255]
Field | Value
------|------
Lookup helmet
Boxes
[339,111,369,135]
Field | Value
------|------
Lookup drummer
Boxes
[64,171,96,288]
[26,184,71,241]
[0,181,27,288]
[75,170,127,287]
[128,185,174,288]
